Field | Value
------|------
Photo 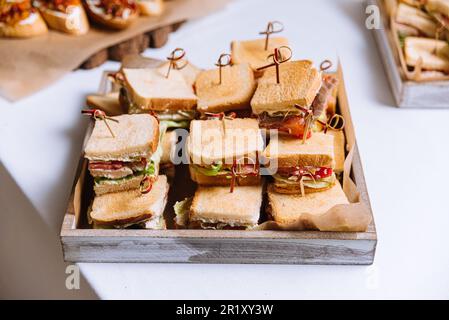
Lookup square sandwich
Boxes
[84,114,160,195]
[174,183,263,229]
[263,132,335,194]
[195,63,256,114]
[267,180,349,230]
[90,175,169,229]
[231,36,289,71]
[119,67,198,128]
[251,60,323,139]
[187,118,264,186]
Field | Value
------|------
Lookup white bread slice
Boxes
[328,130,345,174]
[85,114,159,161]
[122,68,197,112]
[0,11,48,38]
[36,3,89,35]
[138,0,164,16]
[405,37,449,72]
[189,165,261,186]
[161,130,177,165]
[250,60,322,115]
[195,63,256,113]
[396,3,437,37]
[86,92,123,116]
[263,132,335,169]
[426,0,449,17]
[190,183,263,226]
[90,175,169,226]
[268,180,349,229]
[231,37,289,71]
[157,61,201,87]
[187,118,264,165]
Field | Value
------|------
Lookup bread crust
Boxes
[138,0,164,16]
[38,5,89,35]
[189,165,261,186]
[0,12,48,38]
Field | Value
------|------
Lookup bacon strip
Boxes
[312,75,338,118]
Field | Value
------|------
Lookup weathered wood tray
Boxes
[60,63,377,264]
[370,0,449,108]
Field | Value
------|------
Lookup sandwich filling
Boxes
[273,166,335,189]
[258,112,311,139]
[89,145,161,187]
[0,0,35,25]
[87,0,137,18]
[36,0,80,12]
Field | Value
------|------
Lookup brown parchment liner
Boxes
[0,0,230,102]
[253,63,372,232]
[381,0,449,82]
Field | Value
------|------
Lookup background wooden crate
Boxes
[60,63,377,264]
[370,0,449,108]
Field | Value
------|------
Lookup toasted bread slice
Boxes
[187,118,264,165]
[328,130,345,174]
[83,0,138,30]
[91,175,169,227]
[160,130,177,165]
[231,37,289,71]
[267,180,349,229]
[426,0,449,17]
[158,61,201,88]
[36,3,89,35]
[86,92,123,116]
[396,3,437,37]
[121,68,197,112]
[263,132,335,169]
[138,0,164,16]
[271,176,336,195]
[250,60,322,115]
[0,11,48,38]
[85,114,159,161]
[195,63,256,113]
[189,165,261,186]
[405,37,449,72]
[190,183,263,227]
[93,174,144,196]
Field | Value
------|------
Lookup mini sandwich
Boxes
[405,37,449,72]
[174,183,263,229]
[34,0,89,35]
[187,118,263,188]
[84,114,160,196]
[118,67,197,128]
[396,2,437,37]
[195,63,256,115]
[0,0,48,38]
[266,180,349,230]
[231,36,289,72]
[425,0,449,28]
[159,129,177,180]
[263,132,336,195]
[137,0,164,16]
[83,0,138,30]
[251,60,324,139]
[86,92,123,116]
[90,175,169,229]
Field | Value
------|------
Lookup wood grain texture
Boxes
[370,0,449,108]
[60,63,377,264]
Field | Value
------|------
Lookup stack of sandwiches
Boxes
[82,22,359,232]
[84,114,170,229]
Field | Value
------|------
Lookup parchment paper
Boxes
[0,0,230,102]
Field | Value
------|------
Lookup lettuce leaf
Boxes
[174,197,193,227]
[190,163,226,176]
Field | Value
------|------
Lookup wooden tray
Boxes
[370,0,449,108]
[60,64,377,264]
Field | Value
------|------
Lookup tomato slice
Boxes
[278,167,333,180]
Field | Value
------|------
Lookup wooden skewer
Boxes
[214,53,232,85]
[165,48,188,78]
[257,46,292,84]
[82,109,118,138]
[259,21,284,50]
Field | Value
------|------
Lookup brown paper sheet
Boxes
[0,0,230,102]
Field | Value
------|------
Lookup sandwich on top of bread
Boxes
[84,114,161,196]
[263,132,336,195]
[118,67,198,129]
[174,183,263,230]
[195,63,256,115]
[0,0,48,38]
[91,175,169,229]
[187,118,263,188]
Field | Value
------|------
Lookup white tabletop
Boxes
[1,0,449,299]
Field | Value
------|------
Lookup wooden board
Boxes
[370,0,449,108]
[78,22,184,69]
[60,64,377,264]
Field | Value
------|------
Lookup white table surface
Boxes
[1,0,449,299]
